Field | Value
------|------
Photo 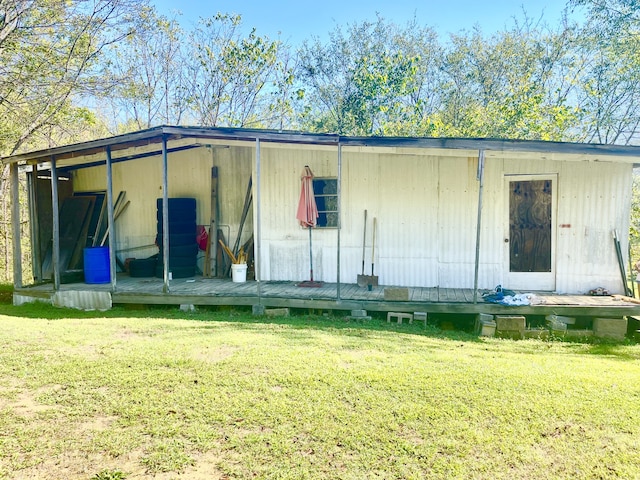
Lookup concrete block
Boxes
[548,320,568,333]
[475,313,494,334]
[413,312,427,327]
[546,314,576,325]
[384,288,409,301]
[479,320,497,337]
[180,304,195,312]
[495,315,526,332]
[387,312,413,324]
[564,329,594,340]
[13,294,51,306]
[265,307,290,317]
[593,317,627,340]
[523,329,549,340]
[252,304,266,316]
[350,309,368,318]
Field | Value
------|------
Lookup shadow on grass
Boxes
[1,294,638,355]
[0,300,484,344]
[581,342,640,360]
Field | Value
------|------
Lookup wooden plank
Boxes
[461,288,475,303]
[68,196,96,269]
[51,158,60,290]
[429,288,439,302]
[10,163,22,288]
[231,175,252,264]
[204,167,218,277]
[18,276,640,318]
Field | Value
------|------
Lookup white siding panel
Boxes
[555,161,632,293]
[476,157,505,289]
[258,147,338,281]
[343,152,439,287]
[437,157,479,288]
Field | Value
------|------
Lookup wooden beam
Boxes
[205,166,218,277]
[10,163,22,288]
[473,150,485,303]
[255,138,262,299]
[27,165,42,281]
[336,144,342,300]
[50,157,60,291]
[105,147,117,291]
[161,135,170,293]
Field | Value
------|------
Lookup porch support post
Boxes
[10,163,22,288]
[255,138,262,300]
[336,143,342,300]
[105,147,117,291]
[28,163,42,281]
[161,134,170,293]
[473,149,485,304]
[50,156,60,291]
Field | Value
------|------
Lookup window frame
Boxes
[312,177,338,228]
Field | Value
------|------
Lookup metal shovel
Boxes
[357,210,368,287]
[368,217,379,287]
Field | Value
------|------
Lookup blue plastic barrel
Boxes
[83,246,110,284]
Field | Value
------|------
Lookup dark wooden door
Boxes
[509,179,552,273]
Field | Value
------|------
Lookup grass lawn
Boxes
[0,302,639,479]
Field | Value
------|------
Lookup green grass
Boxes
[0,304,639,479]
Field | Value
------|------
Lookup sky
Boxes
[149,0,580,45]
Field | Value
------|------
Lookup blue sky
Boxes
[149,0,579,45]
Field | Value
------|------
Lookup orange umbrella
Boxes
[296,166,322,286]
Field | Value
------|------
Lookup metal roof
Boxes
[3,124,640,167]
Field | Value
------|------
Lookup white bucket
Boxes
[231,263,247,283]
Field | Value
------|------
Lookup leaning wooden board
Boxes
[204,167,218,277]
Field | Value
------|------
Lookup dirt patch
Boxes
[190,345,239,363]
[11,449,147,480]
[11,449,226,480]
[152,451,225,479]
[77,415,118,432]
[4,385,62,418]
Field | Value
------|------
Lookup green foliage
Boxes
[91,470,127,480]
[571,3,640,144]
[297,16,441,135]
[0,0,144,158]
[103,7,186,130]
[183,13,284,128]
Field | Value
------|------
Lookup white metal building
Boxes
[3,126,639,297]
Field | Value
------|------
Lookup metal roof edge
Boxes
[0,125,341,166]
[339,136,640,157]
[160,126,340,145]
[3,126,640,166]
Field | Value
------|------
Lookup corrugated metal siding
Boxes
[554,161,632,294]
[257,146,338,281]
[437,157,478,288]
[73,145,254,262]
[72,140,634,293]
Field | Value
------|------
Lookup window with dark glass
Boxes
[313,178,338,228]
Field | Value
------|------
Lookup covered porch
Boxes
[13,275,640,319]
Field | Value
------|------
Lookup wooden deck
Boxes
[14,275,640,318]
